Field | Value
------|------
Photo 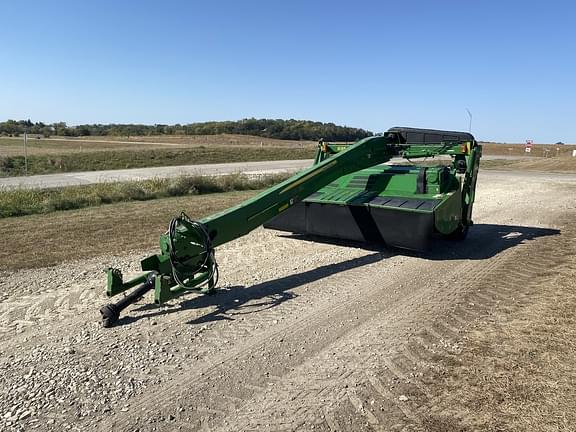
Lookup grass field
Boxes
[481,141,576,158]
[0,145,314,177]
[0,137,170,156]
[0,134,317,157]
[0,189,260,271]
[0,173,290,218]
[481,157,576,172]
[2,135,573,156]
[2,134,575,178]
[73,134,319,148]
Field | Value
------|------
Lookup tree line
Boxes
[0,119,373,142]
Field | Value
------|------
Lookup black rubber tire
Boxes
[446,224,469,241]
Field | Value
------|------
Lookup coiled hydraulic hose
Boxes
[167,212,219,290]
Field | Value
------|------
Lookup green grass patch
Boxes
[0,173,291,218]
[0,146,314,177]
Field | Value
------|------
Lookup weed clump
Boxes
[0,173,291,218]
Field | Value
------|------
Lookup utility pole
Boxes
[24,128,29,176]
[466,109,472,133]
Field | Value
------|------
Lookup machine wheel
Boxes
[446,224,469,241]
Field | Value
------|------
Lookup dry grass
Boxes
[0,173,290,217]
[0,134,317,157]
[75,133,319,148]
[481,142,576,158]
[0,190,260,272]
[0,137,170,156]
[3,136,574,158]
[481,157,576,172]
[0,145,314,177]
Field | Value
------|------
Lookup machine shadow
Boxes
[281,223,560,261]
[122,252,388,327]
[119,224,558,327]
[422,224,560,260]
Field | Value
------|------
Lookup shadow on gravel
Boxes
[422,223,560,261]
[118,224,558,327]
[123,252,387,326]
[282,223,560,261]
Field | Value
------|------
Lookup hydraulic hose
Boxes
[167,212,219,290]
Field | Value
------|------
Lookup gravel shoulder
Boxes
[0,159,312,189]
[0,169,575,431]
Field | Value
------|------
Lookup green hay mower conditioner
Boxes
[100,127,482,327]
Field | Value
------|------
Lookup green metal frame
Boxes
[106,132,480,304]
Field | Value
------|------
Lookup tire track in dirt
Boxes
[211,246,513,431]
[93,222,544,431]
[208,226,569,431]
[315,222,573,431]
[96,255,400,430]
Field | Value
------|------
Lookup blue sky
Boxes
[1,0,574,142]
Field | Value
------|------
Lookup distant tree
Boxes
[76,125,91,136]
[53,122,67,136]
[0,118,373,141]
[41,126,53,138]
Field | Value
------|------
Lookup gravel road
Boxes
[0,155,537,190]
[0,169,575,431]
[0,160,313,189]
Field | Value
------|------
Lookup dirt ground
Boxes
[0,169,575,431]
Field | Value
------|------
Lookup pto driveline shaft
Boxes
[100,275,155,328]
